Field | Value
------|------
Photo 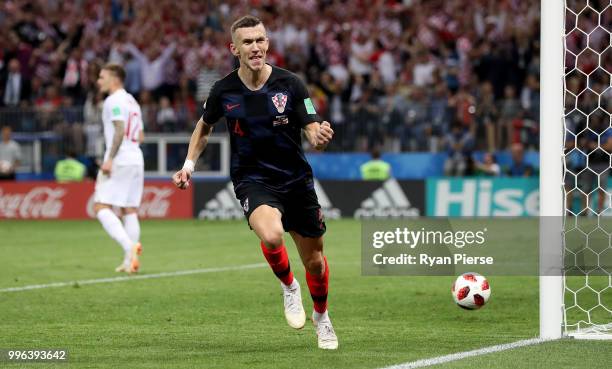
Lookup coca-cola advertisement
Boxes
[0,181,192,219]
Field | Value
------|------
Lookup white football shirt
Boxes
[101,89,144,166]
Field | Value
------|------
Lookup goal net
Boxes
[563,0,612,339]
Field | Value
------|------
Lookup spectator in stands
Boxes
[124,53,142,96]
[30,38,59,86]
[375,40,398,86]
[448,86,476,134]
[173,76,198,131]
[196,54,222,103]
[443,122,474,176]
[510,108,538,149]
[428,82,451,149]
[83,91,103,157]
[474,152,501,177]
[0,126,21,180]
[156,96,178,132]
[475,81,498,151]
[139,90,157,132]
[377,83,403,152]
[35,85,62,112]
[404,86,430,151]
[351,86,382,151]
[349,30,374,78]
[412,50,436,87]
[0,0,547,158]
[61,48,88,104]
[320,72,347,123]
[498,85,521,149]
[360,148,392,181]
[54,150,86,183]
[1,58,30,107]
[35,84,62,130]
[507,143,534,177]
[125,41,176,97]
[27,76,44,106]
[520,74,540,120]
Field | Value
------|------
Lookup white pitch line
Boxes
[381,337,550,369]
[0,263,268,293]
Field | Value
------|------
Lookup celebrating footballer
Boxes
[172,15,338,350]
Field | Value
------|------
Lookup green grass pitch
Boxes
[0,219,610,369]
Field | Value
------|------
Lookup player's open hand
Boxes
[172,169,192,190]
[315,121,334,150]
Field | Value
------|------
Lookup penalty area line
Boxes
[380,337,551,369]
[0,263,268,293]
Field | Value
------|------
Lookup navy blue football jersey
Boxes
[201,66,322,192]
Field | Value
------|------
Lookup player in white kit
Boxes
[94,64,145,274]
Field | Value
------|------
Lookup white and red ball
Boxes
[452,272,491,310]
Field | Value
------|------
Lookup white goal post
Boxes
[541,0,612,340]
[540,0,565,340]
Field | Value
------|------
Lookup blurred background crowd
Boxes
[0,0,542,153]
[0,0,606,181]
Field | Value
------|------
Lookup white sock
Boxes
[313,310,329,322]
[96,208,133,253]
[123,213,140,243]
[282,278,299,290]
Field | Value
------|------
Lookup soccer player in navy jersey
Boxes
[172,15,337,349]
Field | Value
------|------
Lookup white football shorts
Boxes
[94,164,144,208]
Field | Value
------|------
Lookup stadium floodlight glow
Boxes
[542,0,612,340]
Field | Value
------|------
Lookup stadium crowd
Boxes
[0,0,587,171]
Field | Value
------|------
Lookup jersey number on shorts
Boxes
[125,112,142,142]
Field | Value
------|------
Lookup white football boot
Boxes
[312,311,338,350]
[115,259,129,273]
[128,242,142,274]
[115,242,142,274]
[281,280,306,329]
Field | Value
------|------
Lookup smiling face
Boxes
[230,23,269,72]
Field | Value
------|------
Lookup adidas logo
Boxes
[354,179,420,218]
[198,180,342,220]
[314,179,341,219]
[198,182,244,220]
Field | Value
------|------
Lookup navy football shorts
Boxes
[234,181,326,238]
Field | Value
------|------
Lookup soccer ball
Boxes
[452,272,491,310]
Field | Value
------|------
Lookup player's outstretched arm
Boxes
[304,121,334,151]
[172,117,213,189]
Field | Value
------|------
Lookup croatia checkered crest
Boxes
[452,272,491,310]
[272,92,287,113]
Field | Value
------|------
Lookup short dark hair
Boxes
[65,149,77,158]
[102,63,126,82]
[231,15,263,34]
